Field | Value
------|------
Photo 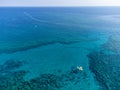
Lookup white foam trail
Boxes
[23,12,89,28]
[24,12,75,26]
[24,12,71,25]
[24,12,67,25]
[24,12,51,23]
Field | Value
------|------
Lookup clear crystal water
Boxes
[0,7,120,90]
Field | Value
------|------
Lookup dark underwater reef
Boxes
[0,37,99,55]
[0,40,80,55]
[103,35,120,53]
[0,59,89,90]
[88,34,120,90]
[88,51,120,90]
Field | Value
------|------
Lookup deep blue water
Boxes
[0,7,120,90]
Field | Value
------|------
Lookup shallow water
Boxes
[0,7,120,90]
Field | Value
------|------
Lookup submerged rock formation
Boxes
[0,40,80,54]
[0,36,99,55]
[103,34,120,53]
[0,60,89,90]
[88,51,120,90]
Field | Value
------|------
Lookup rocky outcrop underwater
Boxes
[88,34,120,90]
[88,51,120,90]
[0,36,99,55]
[0,59,89,90]
[0,40,80,55]
[103,34,120,53]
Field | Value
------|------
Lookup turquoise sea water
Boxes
[0,7,120,90]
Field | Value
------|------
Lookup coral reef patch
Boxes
[88,34,120,90]
[0,60,90,90]
[0,40,80,55]
[88,51,120,90]
[103,34,120,53]
[0,36,99,55]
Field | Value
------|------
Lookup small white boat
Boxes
[77,66,83,71]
